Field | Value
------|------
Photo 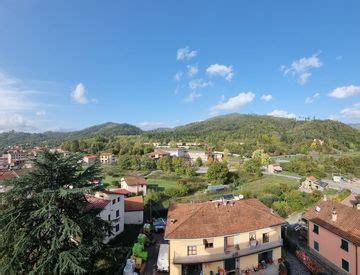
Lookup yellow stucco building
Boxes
[164,198,286,275]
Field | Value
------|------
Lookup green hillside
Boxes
[0,122,142,148]
[145,114,360,154]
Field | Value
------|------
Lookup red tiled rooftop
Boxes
[0,170,19,181]
[125,196,144,212]
[303,200,360,245]
[307,176,317,182]
[108,188,131,195]
[85,195,110,211]
[165,199,286,239]
[84,154,97,158]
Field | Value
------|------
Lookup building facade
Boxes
[86,190,125,243]
[124,196,144,225]
[165,199,286,275]
[100,153,117,165]
[303,201,360,274]
[120,176,147,195]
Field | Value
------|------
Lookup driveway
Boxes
[323,178,360,194]
[145,232,169,275]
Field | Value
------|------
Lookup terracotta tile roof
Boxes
[0,170,19,181]
[122,176,147,186]
[84,154,97,158]
[125,196,144,212]
[164,199,287,239]
[108,188,131,195]
[85,195,110,212]
[303,200,360,246]
[307,176,317,182]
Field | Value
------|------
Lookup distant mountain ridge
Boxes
[0,114,359,151]
[0,122,142,148]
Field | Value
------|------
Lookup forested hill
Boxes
[0,122,142,148]
[145,114,360,153]
[0,115,359,154]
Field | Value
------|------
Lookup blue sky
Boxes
[0,0,359,132]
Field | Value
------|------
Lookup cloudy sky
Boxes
[0,1,359,132]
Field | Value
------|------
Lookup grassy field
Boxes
[102,175,120,187]
[237,175,300,197]
[147,178,178,192]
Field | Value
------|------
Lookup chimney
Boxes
[332,206,337,222]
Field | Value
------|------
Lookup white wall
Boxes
[124,211,144,224]
[95,192,125,243]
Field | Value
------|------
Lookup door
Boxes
[224,258,236,274]
[182,264,202,275]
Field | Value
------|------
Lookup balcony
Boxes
[173,239,283,264]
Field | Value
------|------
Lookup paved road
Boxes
[323,178,360,194]
[145,232,168,275]
[283,249,310,275]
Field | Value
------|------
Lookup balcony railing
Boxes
[173,239,283,264]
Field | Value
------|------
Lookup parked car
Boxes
[153,218,166,233]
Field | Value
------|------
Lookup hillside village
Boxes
[1,122,360,274]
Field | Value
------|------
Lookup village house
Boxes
[124,196,144,224]
[163,148,186,158]
[147,149,170,160]
[164,198,287,275]
[303,200,360,274]
[83,154,97,165]
[267,164,282,174]
[100,152,117,165]
[120,176,147,195]
[0,157,8,170]
[86,190,125,243]
[300,176,328,192]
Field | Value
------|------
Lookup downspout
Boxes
[356,245,358,275]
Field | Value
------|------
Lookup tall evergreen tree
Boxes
[0,151,110,274]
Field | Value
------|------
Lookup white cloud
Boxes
[267,110,296,119]
[174,71,182,82]
[137,121,168,131]
[184,91,202,102]
[187,65,198,77]
[189,79,212,90]
[336,55,343,61]
[209,92,255,115]
[305,93,320,104]
[71,83,94,104]
[281,53,322,85]
[206,64,234,81]
[36,110,46,116]
[176,46,198,61]
[340,102,360,119]
[260,94,273,101]
[0,113,34,132]
[328,85,360,99]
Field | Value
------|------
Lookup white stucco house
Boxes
[100,152,117,165]
[120,176,147,195]
[86,190,125,243]
[124,196,144,224]
[83,154,97,165]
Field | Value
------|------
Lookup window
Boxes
[225,236,234,249]
[108,214,111,221]
[341,239,349,252]
[203,238,214,249]
[314,241,319,252]
[116,210,120,218]
[115,224,120,232]
[112,199,116,204]
[313,224,319,234]
[117,197,120,202]
[342,259,349,272]
[262,233,269,243]
[187,245,197,255]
